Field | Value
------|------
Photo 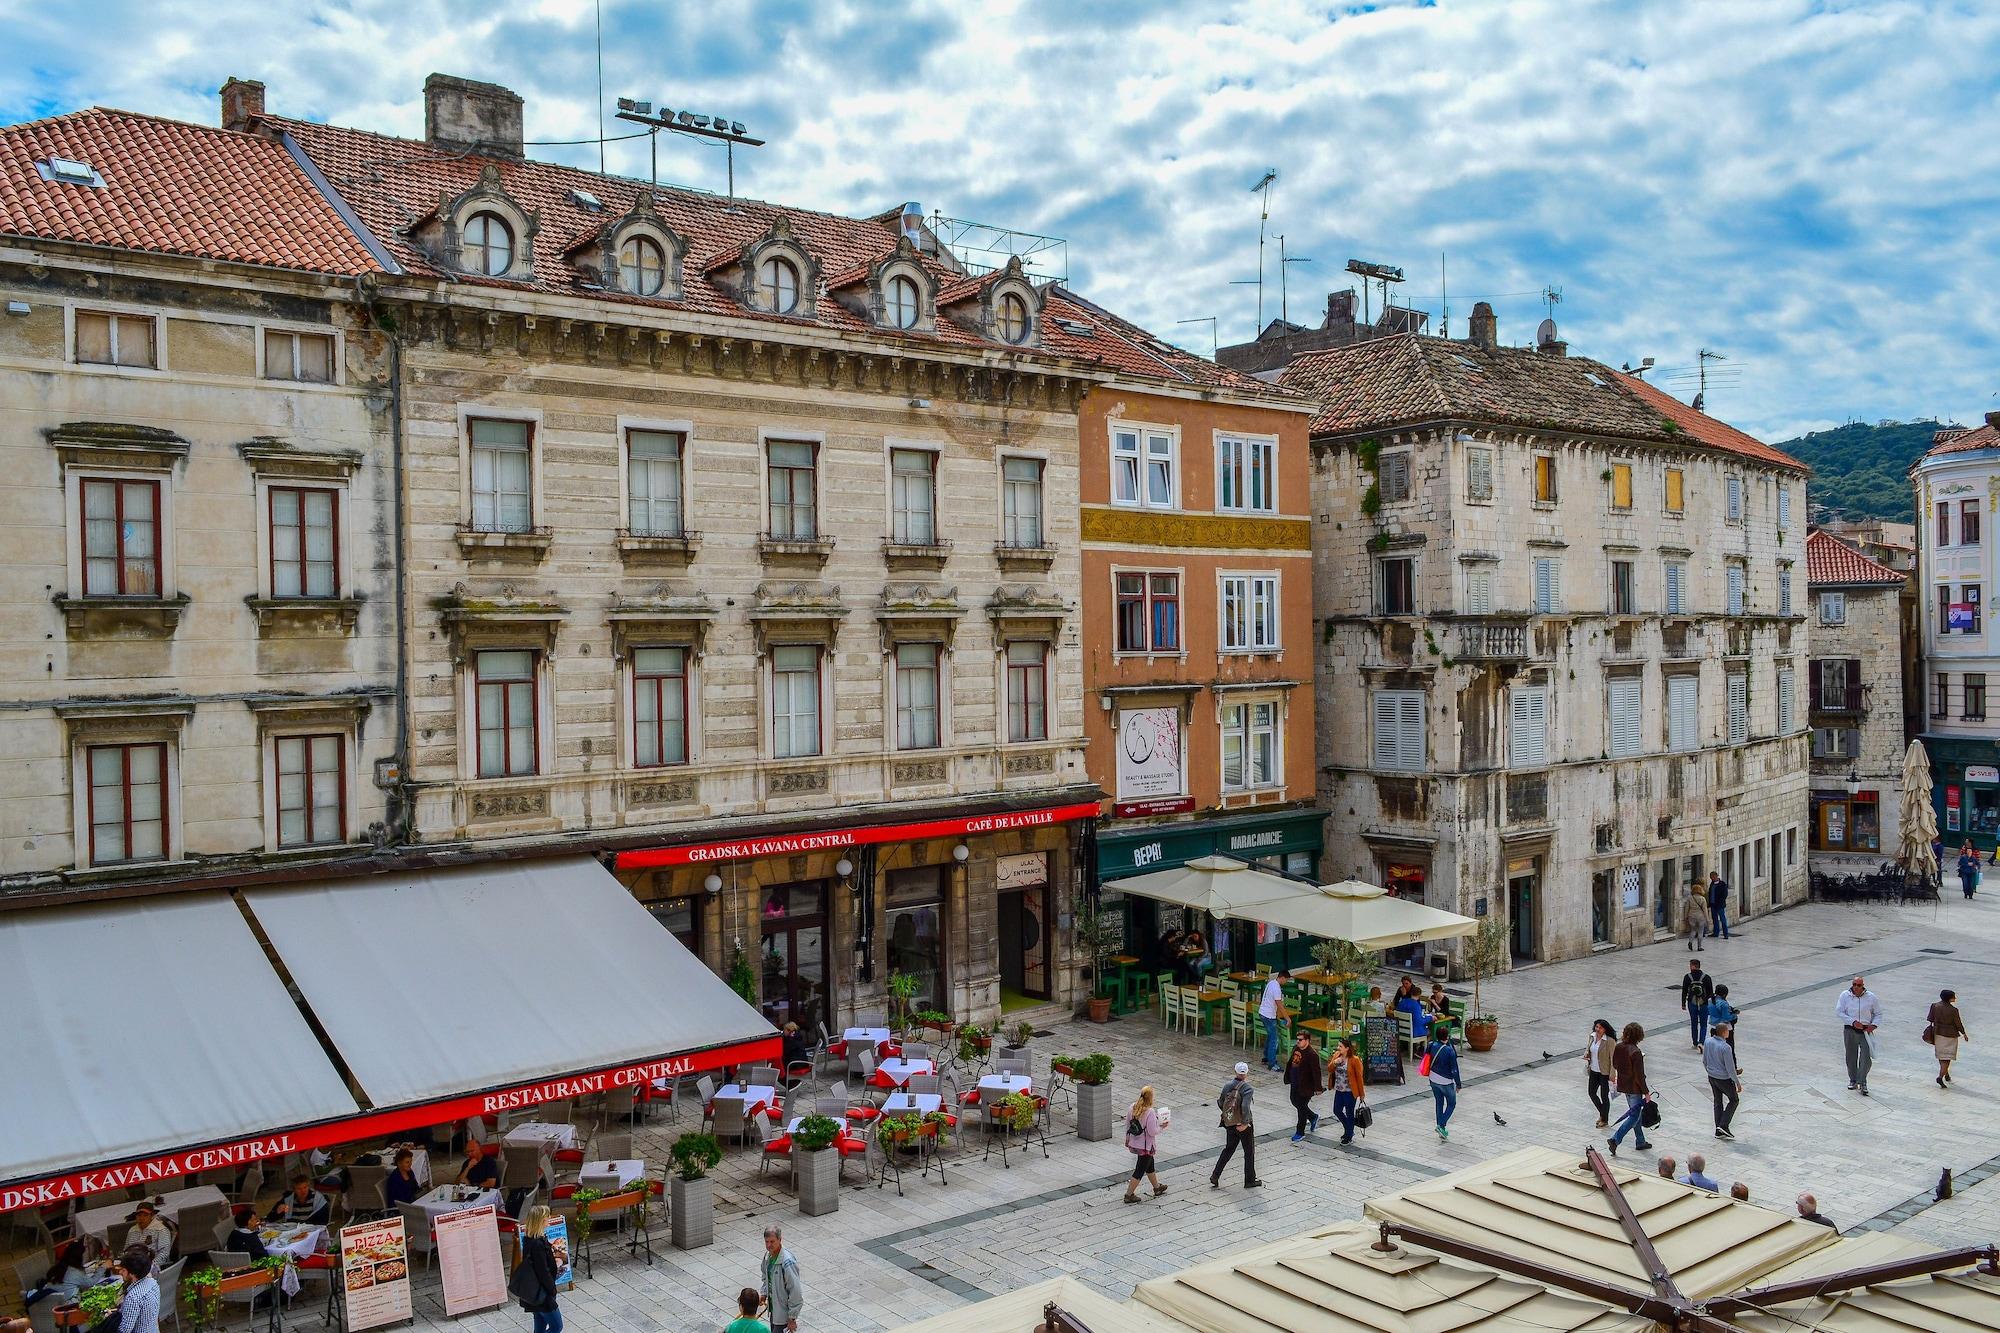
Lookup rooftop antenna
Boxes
[593,0,606,173]
[615,100,767,200]
[1250,169,1278,331]
[1695,347,1727,412]
[1542,284,1563,325]
[1345,259,1405,327]
[1440,251,1449,338]
[1174,316,1219,359]
[1275,234,1311,331]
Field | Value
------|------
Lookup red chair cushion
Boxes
[843,1106,881,1122]
[550,1184,577,1199]
[828,1041,849,1059]
[552,1149,584,1164]
[763,1136,793,1154]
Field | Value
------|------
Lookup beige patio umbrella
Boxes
[1902,739,1939,884]
[1227,878,1477,950]
[1108,854,1303,917]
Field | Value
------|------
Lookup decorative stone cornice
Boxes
[237,438,364,480]
[47,421,189,471]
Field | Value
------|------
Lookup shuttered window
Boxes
[1778,486,1792,531]
[1727,565,1745,615]
[1668,675,1698,752]
[1778,567,1792,616]
[1378,451,1411,503]
[1508,685,1548,768]
[1664,468,1684,513]
[1533,557,1561,614]
[1610,463,1632,510]
[1727,673,1748,744]
[1726,475,1743,523]
[1466,447,1493,501]
[1664,561,1686,615]
[1777,667,1796,733]
[1608,677,1642,758]
[1465,567,1493,614]
[1371,690,1425,771]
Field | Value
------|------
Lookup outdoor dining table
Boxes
[577,1158,644,1185]
[976,1073,1032,1095]
[710,1082,778,1117]
[842,1026,892,1055]
[502,1121,577,1153]
[74,1184,229,1243]
[874,1058,933,1087]
[1194,986,1234,1032]
[880,1092,944,1115]
[414,1184,501,1222]
[256,1223,327,1262]
[1105,954,1145,1013]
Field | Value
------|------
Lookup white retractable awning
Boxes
[242,856,775,1110]
[0,894,361,1185]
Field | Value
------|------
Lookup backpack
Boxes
[1219,1081,1247,1127]
[1127,1114,1146,1139]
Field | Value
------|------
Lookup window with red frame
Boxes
[1005,640,1047,742]
[87,742,166,865]
[81,478,160,597]
[632,646,689,766]
[270,486,338,598]
[475,649,539,777]
[275,734,345,847]
[1114,571,1180,652]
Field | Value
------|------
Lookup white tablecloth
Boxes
[876,1058,934,1086]
[880,1092,943,1115]
[413,1185,501,1223]
[843,1027,890,1051]
[74,1185,229,1243]
[502,1122,575,1152]
[576,1159,643,1185]
[710,1083,776,1115]
[977,1074,1033,1096]
[257,1224,327,1261]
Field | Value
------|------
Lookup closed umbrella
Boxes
[1901,740,1938,886]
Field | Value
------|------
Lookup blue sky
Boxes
[3,0,1996,441]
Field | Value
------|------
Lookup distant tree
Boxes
[1778,420,1955,524]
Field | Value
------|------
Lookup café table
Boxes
[1193,986,1234,1034]
[976,1072,1032,1096]
[74,1184,229,1244]
[1106,954,1145,1013]
[576,1159,644,1187]
[502,1121,576,1154]
[710,1082,777,1121]
[880,1092,944,1115]
[257,1223,327,1262]
[414,1184,500,1223]
[842,1027,891,1056]
[874,1058,933,1088]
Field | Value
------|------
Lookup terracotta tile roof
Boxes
[1926,421,2000,458]
[1806,529,1906,586]
[0,108,382,275]
[1278,332,1804,471]
[1041,287,1304,401]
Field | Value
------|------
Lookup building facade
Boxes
[1283,307,1811,971]
[1913,413,2000,851]
[1804,530,1910,867]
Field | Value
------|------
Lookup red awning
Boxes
[614,800,1099,870]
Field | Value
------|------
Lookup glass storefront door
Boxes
[884,867,947,1014]
[759,880,828,1032]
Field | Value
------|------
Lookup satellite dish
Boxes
[1536,317,1558,346]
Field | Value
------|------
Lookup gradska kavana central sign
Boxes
[613,801,1098,870]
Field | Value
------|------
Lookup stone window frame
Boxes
[608,603,714,770]
[888,637,949,753]
[240,441,365,629]
[860,241,937,334]
[995,449,1052,556]
[53,424,189,625]
[433,164,541,283]
[66,300,167,376]
[253,318,345,388]
[248,697,371,855]
[591,196,686,299]
[57,701,192,873]
[617,414,696,539]
[972,257,1043,348]
[883,438,945,550]
[1001,637,1051,744]
[738,217,821,319]
[455,404,550,555]
[461,643,552,782]
[1215,685,1288,797]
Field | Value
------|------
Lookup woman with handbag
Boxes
[1424,1023,1463,1140]
[1607,1023,1654,1154]
[1584,1018,1615,1128]
[1328,1037,1366,1145]
[1120,1085,1168,1202]
[1284,1032,1323,1141]
[514,1205,563,1333]
[1927,988,1969,1088]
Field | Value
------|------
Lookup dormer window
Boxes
[759,257,801,314]
[886,275,920,330]
[620,235,666,296]
[464,212,514,277]
[997,291,1031,344]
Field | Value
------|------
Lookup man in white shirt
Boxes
[123,1203,173,1275]
[1834,975,1882,1095]
[1259,970,1289,1071]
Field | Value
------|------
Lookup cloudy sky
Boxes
[5,0,1995,440]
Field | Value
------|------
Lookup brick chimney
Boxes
[424,74,525,157]
[1987,410,2000,431]
[1325,289,1358,329]
[219,78,265,133]
[1467,301,1497,349]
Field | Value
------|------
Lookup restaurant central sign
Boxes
[614,801,1098,870]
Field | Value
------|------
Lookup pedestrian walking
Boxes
[1681,959,1714,1051]
[1960,845,1982,899]
[761,1226,803,1333]
[1926,988,1969,1088]
[1425,1023,1463,1140]
[1708,984,1741,1070]
[1683,883,1709,951]
[1121,1085,1168,1202]
[1607,1022,1654,1155]
[1836,975,1881,1095]
[1585,1018,1615,1128]
[1210,1062,1262,1189]
[1284,1031,1323,1141]
[1258,970,1289,1070]
[724,1288,769,1333]
[1328,1037,1365,1145]
[1707,871,1732,939]
[515,1206,563,1333]
[1704,1020,1741,1139]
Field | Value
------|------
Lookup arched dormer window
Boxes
[834,237,936,334]
[886,274,921,329]
[429,164,539,283]
[982,257,1042,348]
[996,291,1029,343]
[464,212,514,276]
[576,194,685,300]
[758,256,801,314]
[620,235,666,295]
[737,217,820,319]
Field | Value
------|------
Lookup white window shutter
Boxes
[1665,562,1684,615]
[1778,486,1791,530]
[1668,674,1697,751]
[1398,692,1425,769]
[1778,668,1795,733]
[1727,475,1742,521]
[1727,566,1745,615]
[1728,673,1748,744]
[1609,677,1642,758]
[1468,448,1493,501]
[1467,569,1492,614]
[1509,686,1547,768]
[1372,691,1402,769]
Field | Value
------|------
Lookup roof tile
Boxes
[1806,529,1907,586]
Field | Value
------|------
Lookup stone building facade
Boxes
[1804,530,1911,868]
[1282,308,1810,971]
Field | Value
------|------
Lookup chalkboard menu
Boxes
[1362,1015,1402,1084]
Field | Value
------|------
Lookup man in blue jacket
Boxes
[1706,871,1732,939]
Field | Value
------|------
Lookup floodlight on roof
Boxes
[730,121,745,135]
[689,114,710,128]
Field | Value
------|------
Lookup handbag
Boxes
[1923,1023,1937,1045]
[1353,1102,1374,1130]
[1640,1098,1661,1129]
[1418,1051,1433,1078]
[508,1257,544,1306]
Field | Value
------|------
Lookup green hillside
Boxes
[1778,419,1953,524]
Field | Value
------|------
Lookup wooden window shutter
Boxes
[1845,659,1862,712]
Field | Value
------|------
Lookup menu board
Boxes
[1362,1015,1402,1085]
[339,1215,412,1332]
[435,1205,508,1318]
[545,1215,574,1289]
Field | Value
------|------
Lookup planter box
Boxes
[669,1174,713,1250]
[1077,1080,1114,1142]
[796,1146,840,1216]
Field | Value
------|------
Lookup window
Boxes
[463,212,514,276]
[474,650,538,777]
[1608,677,1642,758]
[1115,572,1180,653]
[894,643,941,749]
[1938,501,1953,548]
[1465,567,1493,614]
[766,439,818,539]
[1967,584,1985,633]
[1221,700,1279,791]
[80,478,160,597]
[1725,475,1743,523]
[1668,674,1698,752]
[1610,462,1632,510]
[1727,672,1748,745]
[74,310,156,368]
[1934,672,1949,718]
[274,734,344,848]
[1533,557,1561,614]
[263,329,334,383]
[1939,584,1953,634]
[884,274,920,329]
[268,486,337,598]
[1664,560,1686,615]
[1378,558,1415,616]
[1726,564,1745,616]
[1611,560,1635,615]
[1222,574,1281,650]
[1778,486,1792,532]
[1377,451,1412,504]
[1778,566,1792,617]
[1777,666,1796,733]
[1664,467,1684,513]
[1533,453,1557,503]
[1110,425,1177,509]
[469,418,532,533]
[890,448,936,544]
[1819,591,1845,624]
[1005,641,1046,742]
[1963,502,1983,546]
[632,646,689,767]
[996,291,1030,343]
[1591,870,1615,946]
[87,742,166,865]
[1813,727,1859,759]
[1508,685,1548,768]
[626,429,684,536]
[1466,446,1493,501]
[1967,673,1988,722]
[1816,658,1858,711]
[758,256,800,313]
[619,235,666,295]
[1217,436,1276,513]
[771,645,822,758]
[1001,457,1043,547]
[1371,689,1425,771]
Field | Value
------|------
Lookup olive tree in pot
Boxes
[1067,1053,1115,1141]
[791,1114,842,1216]
[1071,895,1124,1022]
[1463,915,1509,1052]
[668,1132,722,1249]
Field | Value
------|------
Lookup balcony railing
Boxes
[1456,619,1532,660]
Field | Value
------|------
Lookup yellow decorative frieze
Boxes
[1080,506,1311,551]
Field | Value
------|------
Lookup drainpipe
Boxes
[356,275,413,849]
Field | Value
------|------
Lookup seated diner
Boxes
[271,1173,330,1226]
[385,1149,422,1207]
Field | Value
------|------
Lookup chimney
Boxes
[1326,289,1358,329]
[219,78,265,133]
[424,73,525,157]
[1987,410,2000,431]
[1468,301,1497,349]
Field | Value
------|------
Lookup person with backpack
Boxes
[1120,1085,1168,1202]
[1210,1062,1262,1189]
[514,1205,563,1333]
[1284,1030,1323,1141]
[1681,958,1715,1051]
[1424,1023,1463,1140]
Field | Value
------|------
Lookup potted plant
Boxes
[879,1112,925,1147]
[1463,915,1508,1052]
[668,1131,722,1249]
[1067,1052,1115,1141]
[917,1008,954,1034]
[179,1268,222,1331]
[997,1091,1039,1132]
[791,1114,842,1216]
[956,1022,992,1065]
[1003,1019,1036,1054]
[887,970,922,1036]
[921,1109,954,1146]
[1071,894,1124,1022]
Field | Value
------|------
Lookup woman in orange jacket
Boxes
[1328,1037,1367,1145]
